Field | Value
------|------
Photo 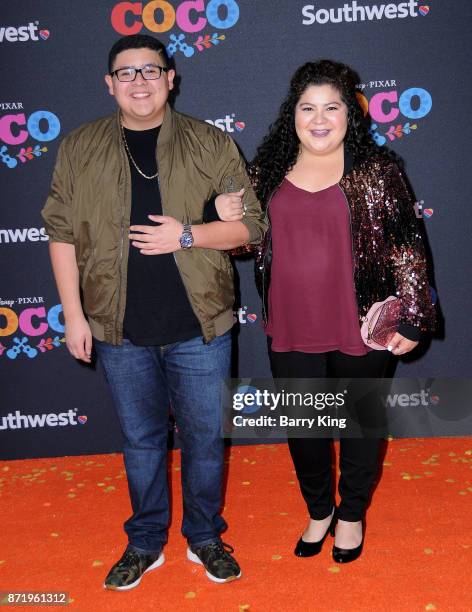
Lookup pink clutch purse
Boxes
[360,296,401,350]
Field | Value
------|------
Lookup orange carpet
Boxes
[0,438,470,611]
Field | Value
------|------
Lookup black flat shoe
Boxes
[332,521,364,563]
[294,509,337,557]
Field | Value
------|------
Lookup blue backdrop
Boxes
[1,1,470,459]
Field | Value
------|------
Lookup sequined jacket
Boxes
[254,154,435,339]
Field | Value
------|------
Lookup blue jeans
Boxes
[95,332,231,554]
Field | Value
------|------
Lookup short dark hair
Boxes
[108,34,170,73]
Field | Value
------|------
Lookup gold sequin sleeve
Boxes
[383,161,436,333]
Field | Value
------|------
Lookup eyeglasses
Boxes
[110,64,169,82]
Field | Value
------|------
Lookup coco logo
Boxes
[0,300,65,360]
[111,1,240,58]
[356,87,432,145]
[0,108,61,169]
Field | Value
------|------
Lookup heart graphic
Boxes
[419,6,429,16]
[246,313,257,323]
[78,415,88,425]
[430,394,440,405]
[39,29,50,40]
[423,208,434,218]
[235,121,245,132]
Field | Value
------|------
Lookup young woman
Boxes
[217,60,435,563]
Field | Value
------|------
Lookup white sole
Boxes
[104,552,165,591]
[186,547,241,583]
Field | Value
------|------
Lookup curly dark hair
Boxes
[251,59,395,206]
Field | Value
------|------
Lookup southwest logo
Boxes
[384,390,439,408]
[78,415,88,425]
[234,307,258,325]
[205,114,245,134]
[302,1,430,25]
[413,201,434,219]
[0,227,49,245]
[0,409,81,430]
[0,22,49,43]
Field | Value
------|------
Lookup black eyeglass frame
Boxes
[109,64,169,82]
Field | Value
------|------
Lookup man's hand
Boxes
[215,188,245,221]
[129,215,184,255]
[388,332,419,356]
[66,315,93,363]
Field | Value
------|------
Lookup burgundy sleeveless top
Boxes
[265,178,368,356]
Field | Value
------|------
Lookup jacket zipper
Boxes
[116,148,129,344]
[339,184,364,330]
[260,185,280,324]
[157,167,205,340]
[338,185,356,283]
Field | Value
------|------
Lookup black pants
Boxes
[268,342,391,522]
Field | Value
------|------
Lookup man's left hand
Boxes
[388,332,419,355]
[129,215,183,255]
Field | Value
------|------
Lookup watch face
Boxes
[180,232,193,249]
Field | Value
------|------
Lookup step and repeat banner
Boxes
[1,1,471,459]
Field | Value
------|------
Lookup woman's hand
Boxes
[388,332,419,356]
[215,188,245,221]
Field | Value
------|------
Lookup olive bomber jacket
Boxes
[42,104,267,344]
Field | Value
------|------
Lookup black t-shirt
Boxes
[122,126,201,345]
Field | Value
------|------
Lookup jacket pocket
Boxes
[80,249,95,290]
[201,248,227,272]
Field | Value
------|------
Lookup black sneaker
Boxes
[104,548,165,591]
[187,541,241,583]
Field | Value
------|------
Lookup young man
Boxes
[42,34,265,591]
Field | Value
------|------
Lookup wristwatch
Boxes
[179,223,194,249]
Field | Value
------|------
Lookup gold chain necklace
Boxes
[120,121,159,180]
